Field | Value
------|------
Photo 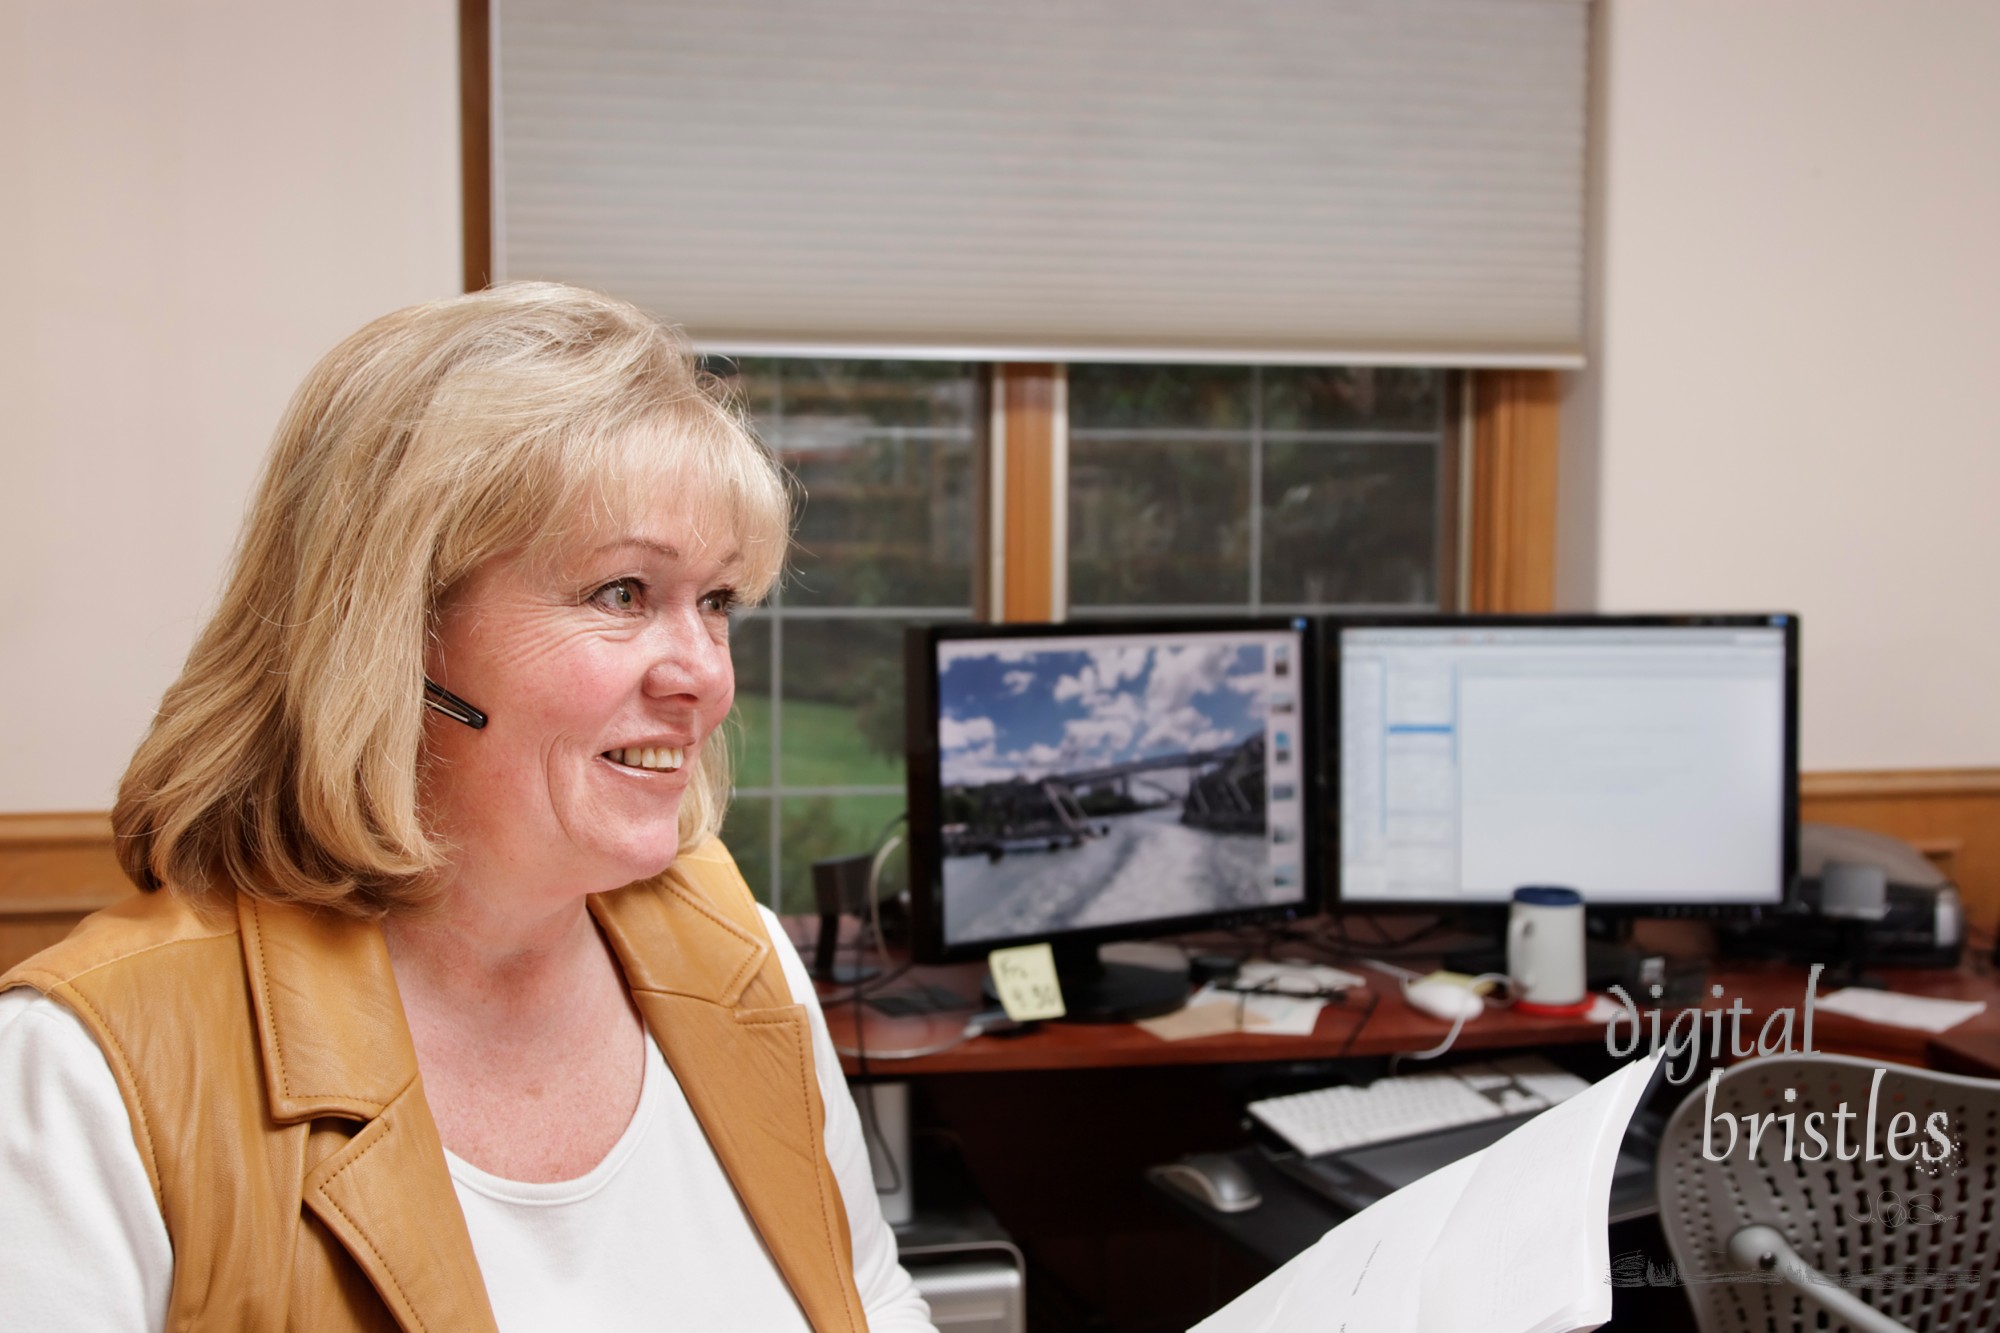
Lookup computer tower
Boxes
[907,1254,1026,1333]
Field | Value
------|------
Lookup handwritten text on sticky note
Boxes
[988,943,1067,1022]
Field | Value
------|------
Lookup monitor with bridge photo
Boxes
[904,618,1318,1018]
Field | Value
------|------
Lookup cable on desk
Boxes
[851,1080,904,1197]
[816,958,918,1009]
[834,1011,1009,1063]
[1322,912,1448,954]
[860,817,906,977]
[1369,914,1449,949]
[1388,971,1513,1074]
[839,812,911,1194]
[1355,956,1424,985]
[1332,986,1381,1061]
[1391,1006,1473,1072]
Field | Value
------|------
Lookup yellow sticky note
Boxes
[987,943,1067,1022]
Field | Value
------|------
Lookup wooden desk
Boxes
[823,954,2000,1076]
[1929,1028,2000,1077]
[817,947,2000,1331]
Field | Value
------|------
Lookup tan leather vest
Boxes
[0,840,866,1332]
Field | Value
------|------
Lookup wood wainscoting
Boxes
[3,771,1997,974]
[0,813,133,975]
[1800,769,2000,930]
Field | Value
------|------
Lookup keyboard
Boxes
[1246,1055,1591,1158]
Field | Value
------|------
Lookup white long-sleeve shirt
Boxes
[0,907,933,1332]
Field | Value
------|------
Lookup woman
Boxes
[0,284,934,1331]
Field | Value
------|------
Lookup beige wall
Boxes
[1560,0,2000,771]
[5,1,1994,812]
[0,3,461,811]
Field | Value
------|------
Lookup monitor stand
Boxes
[982,939,1191,1024]
[1821,916,1887,989]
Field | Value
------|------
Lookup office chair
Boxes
[1655,1053,2000,1333]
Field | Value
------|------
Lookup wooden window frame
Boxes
[1465,369,1560,613]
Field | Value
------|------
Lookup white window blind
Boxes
[493,0,1589,366]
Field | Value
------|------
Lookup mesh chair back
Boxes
[1656,1053,2000,1332]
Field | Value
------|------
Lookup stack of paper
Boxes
[1137,985,1328,1041]
[1137,961,1370,1041]
[1813,987,1986,1033]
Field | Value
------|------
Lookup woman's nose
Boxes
[641,609,734,702]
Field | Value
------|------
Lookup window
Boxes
[1068,365,1455,615]
[470,3,1573,910]
[712,358,1457,911]
[709,359,982,912]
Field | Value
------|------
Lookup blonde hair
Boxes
[113,283,789,916]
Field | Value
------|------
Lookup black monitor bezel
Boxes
[905,616,1322,964]
[1322,612,1799,920]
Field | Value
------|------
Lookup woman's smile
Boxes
[603,746,687,773]
[422,517,741,901]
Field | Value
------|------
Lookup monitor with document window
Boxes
[1329,614,1797,915]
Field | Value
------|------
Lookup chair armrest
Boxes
[1726,1225,1915,1333]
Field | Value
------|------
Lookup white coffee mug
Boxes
[1507,885,1586,1010]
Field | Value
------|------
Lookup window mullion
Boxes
[992,364,1065,623]
[1466,369,1560,612]
[1248,366,1264,611]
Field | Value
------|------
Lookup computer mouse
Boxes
[1404,978,1485,1022]
[1155,1153,1262,1213]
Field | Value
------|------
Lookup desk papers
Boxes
[1137,962,1366,1040]
[1193,1053,1662,1333]
[1233,961,1368,994]
[1137,985,1327,1041]
[1813,988,1987,1033]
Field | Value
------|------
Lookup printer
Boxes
[1718,823,1965,969]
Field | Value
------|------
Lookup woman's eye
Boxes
[589,579,641,613]
[700,587,739,616]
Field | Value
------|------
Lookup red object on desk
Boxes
[1515,995,1596,1018]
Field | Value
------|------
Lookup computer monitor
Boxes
[905,617,1319,1018]
[1329,614,1797,917]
